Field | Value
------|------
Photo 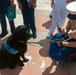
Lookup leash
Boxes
[27,41,51,44]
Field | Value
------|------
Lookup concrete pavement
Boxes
[0,14,70,75]
[0,0,76,75]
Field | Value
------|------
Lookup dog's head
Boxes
[12,25,32,42]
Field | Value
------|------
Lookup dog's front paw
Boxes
[9,66,15,69]
[0,65,6,69]
[0,63,6,69]
[19,61,24,66]
[23,58,29,62]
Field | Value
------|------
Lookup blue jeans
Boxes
[0,0,15,34]
[49,33,76,60]
[20,0,36,35]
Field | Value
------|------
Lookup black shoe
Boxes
[33,34,37,39]
[0,32,8,38]
[19,61,24,66]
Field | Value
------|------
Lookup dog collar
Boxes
[4,42,19,54]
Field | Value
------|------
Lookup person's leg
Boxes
[4,10,15,34]
[49,41,76,60]
[6,1,15,34]
[28,8,36,39]
[51,33,65,42]
[0,6,8,37]
[49,42,66,60]
[1,1,15,34]
[20,0,36,38]
[49,9,54,19]
[20,0,30,31]
[58,2,68,27]
[9,20,15,34]
[47,2,62,38]
[21,9,30,31]
[60,47,76,60]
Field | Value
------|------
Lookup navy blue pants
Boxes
[49,33,76,60]
[20,0,36,35]
[0,0,15,34]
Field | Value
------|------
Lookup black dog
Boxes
[0,25,32,69]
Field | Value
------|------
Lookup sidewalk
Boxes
[0,14,70,75]
[0,0,76,75]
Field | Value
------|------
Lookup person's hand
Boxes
[61,28,67,34]
[57,25,62,33]
[51,1,54,8]
[10,2,14,9]
[68,30,76,39]
[57,26,67,34]
[18,3,23,10]
[32,2,37,8]
[56,41,61,46]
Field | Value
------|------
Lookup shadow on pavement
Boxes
[39,49,70,75]
[42,20,51,30]
[38,37,51,52]
[0,66,23,75]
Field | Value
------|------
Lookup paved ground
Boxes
[0,14,70,75]
[0,0,76,75]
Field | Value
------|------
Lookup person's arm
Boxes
[65,20,71,32]
[61,41,76,48]
[51,0,54,8]
[57,41,76,48]
[68,30,76,39]
[10,0,14,8]
[33,0,37,4]
[57,20,71,34]
[32,0,37,8]
[17,0,23,10]
[10,0,14,2]
[17,0,20,4]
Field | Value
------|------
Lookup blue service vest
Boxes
[4,42,19,54]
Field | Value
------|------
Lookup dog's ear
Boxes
[13,25,26,34]
[11,25,23,39]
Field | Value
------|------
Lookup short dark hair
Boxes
[67,14,76,20]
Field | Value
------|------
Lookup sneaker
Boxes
[46,33,51,38]
[46,33,53,38]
